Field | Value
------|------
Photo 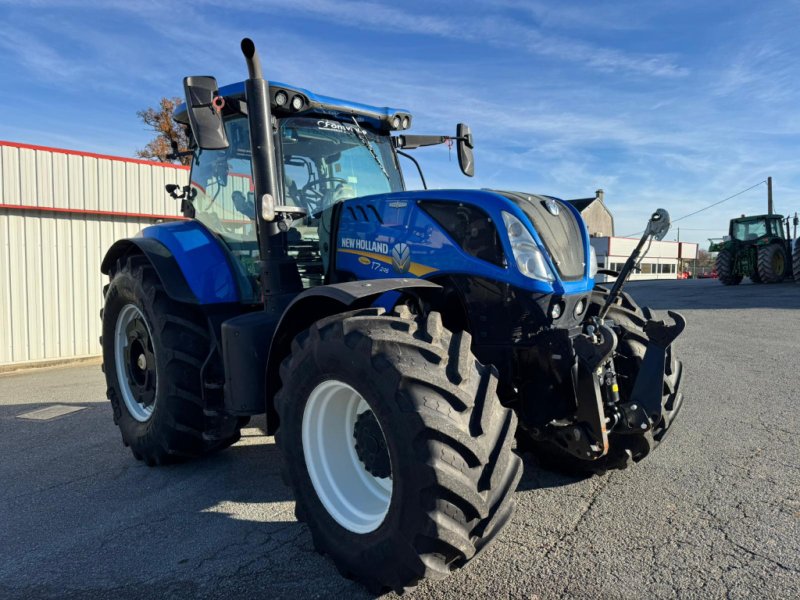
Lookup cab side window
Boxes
[189,116,260,298]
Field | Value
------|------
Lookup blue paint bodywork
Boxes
[139,221,240,304]
[137,190,592,308]
[334,189,595,297]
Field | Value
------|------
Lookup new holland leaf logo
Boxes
[391,242,411,273]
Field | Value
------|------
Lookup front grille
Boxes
[497,191,585,281]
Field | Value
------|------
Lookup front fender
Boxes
[260,278,441,432]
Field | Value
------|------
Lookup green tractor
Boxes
[710,214,793,285]
[794,236,800,283]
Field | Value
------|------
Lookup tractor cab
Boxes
[174,80,471,302]
[728,214,786,243]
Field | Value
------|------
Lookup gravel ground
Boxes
[1,279,798,599]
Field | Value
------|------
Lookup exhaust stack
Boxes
[241,37,300,310]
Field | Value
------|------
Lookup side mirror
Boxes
[456,123,474,177]
[165,183,181,199]
[183,76,229,150]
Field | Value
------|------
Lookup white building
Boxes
[591,237,699,282]
[0,140,187,368]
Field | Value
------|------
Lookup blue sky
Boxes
[1,0,799,244]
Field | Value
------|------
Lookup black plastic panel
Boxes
[221,311,280,416]
[419,201,505,267]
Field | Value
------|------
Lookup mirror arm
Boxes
[394,135,450,150]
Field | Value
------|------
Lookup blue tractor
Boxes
[100,39,685,593]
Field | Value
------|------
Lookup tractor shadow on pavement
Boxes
[515,451,586,492]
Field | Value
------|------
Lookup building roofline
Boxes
[0,140,190,170]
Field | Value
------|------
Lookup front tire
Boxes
[274,308,522,594]
[757,243,787,283]
[715,249,742,285]
[792,239,800,283]
[101,254,242,465]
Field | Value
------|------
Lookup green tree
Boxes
[136,97,191,166]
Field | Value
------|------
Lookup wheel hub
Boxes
[115,304,157,422]
[353,410,391,479]
[774,252,784,273]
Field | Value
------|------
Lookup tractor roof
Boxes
[174,80,412,134]
[732,213,784,222]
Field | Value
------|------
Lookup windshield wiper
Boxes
[349,116,390,182]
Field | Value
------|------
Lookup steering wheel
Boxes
[300,177,349,215]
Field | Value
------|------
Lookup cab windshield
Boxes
[731,219,767,241]
[279,117,404,215]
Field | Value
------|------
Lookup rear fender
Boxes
[101,237,198,304]
[101,221,241,305]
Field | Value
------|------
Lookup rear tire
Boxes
[520,289,684,476]
[792,239,800,283]
[749,263,763,284]
[715,249,742,285]
[274,308,522,593]
[757,243,787,283]
[101,254,242,465]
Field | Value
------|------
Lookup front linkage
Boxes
[522,210,686,471]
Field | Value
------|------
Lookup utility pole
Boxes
[767,176,773,214]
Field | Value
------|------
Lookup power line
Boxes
[622,180,767,237]
[671,228,724,231]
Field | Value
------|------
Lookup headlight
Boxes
[501,212,555,282]
[589,244,598,278]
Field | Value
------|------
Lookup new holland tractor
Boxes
[100,38,686,593]
[710,213,795,284]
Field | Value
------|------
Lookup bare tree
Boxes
[136,97,191,166]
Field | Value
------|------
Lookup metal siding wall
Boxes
[0,142,188,366]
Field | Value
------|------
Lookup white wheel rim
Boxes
[114,304,157,423]
[302,379,392,533]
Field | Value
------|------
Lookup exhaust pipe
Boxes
[241,37,297,310]
[241,37,264,79]
[241,38,281,213]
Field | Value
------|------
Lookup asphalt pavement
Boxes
[1,279,798,599]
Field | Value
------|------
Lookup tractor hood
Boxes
[334,188,594,296]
